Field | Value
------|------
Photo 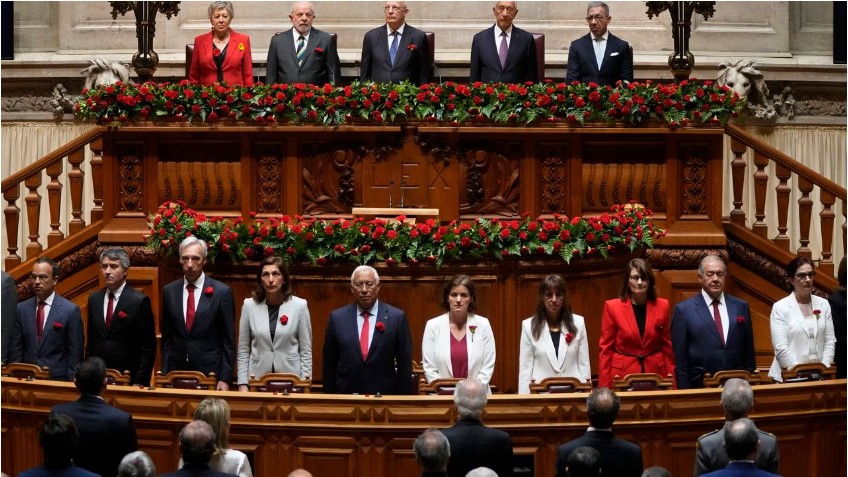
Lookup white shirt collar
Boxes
[386,23,406,36]
[107,281,127,300]
[184,273,206,291]
[292,28,311,43]
[701,289,725,306]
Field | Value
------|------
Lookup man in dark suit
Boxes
[161,236,235,391]
[85,248,156,386]
[470,1,538,84]
[564,447,601,477]
[160,420,238,477]
[565,1,633,86]
[52,357,138,477]
[555,388,643,477]
[1,270,17,364]
[359,1,432,85]
[440,378,512,477]
[695,379,779,476]
[9,257,83,381]
[699,419,780,477]
[265,1,341,85]
[413,428,450,477]
[19,413,100,477]
[671,255,756,389]
[828,257,846,379]
[118,451,156,477]
[323,265,413,394]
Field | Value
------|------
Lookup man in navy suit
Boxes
[700,419,780,477]
[19,413,100,477]
[85,248,156,386]
[160,420,238,477]
[470,1,538,84]
[52,356,138,477]
[161,236,235,391]
[566,1,633,86]
[359,1,432,85]
[265,1,341,85]
[555,388,643,477]
[9,257,83,381]
[1,270,17,364]
[440,378,513,477]
[323,265,413,394]
[672,255,756,389]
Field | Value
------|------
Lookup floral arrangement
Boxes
[76,79,741,127]
[145,201,665,267]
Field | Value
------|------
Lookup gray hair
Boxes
[466,467,498,477]
[413,429,450,473]
[698,254,726,275]
[721,378,754,420]
[290,1,315,15]
[454,378,488,419]
[118,451,156,477]
[207,1,234,19]
[350,265,380,284]
[641,466,673,477]
[587,1,609,15]
[179,236,209,258]
[100,248,130,271]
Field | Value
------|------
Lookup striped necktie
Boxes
[296,35,306,66]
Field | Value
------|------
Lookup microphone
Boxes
[388,180,394,208]
[399,179,406,208]
[433,63,442,84]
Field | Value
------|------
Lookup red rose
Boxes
[204,286,214,296]
[375,321,386,332]
[280,315,288,325]
[314,47,324,55]
[565,332,574,344]
[736,316,745,325]
[117,311,128,319]
[53,322,63,330]
[407,44,417,51]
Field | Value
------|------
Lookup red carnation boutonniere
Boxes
[813,309,822,320]
[565,332,574,344]
[736,316,745,325]
[212,46,221,58]
[204,286,214,296]
[280,315,288,325]
[314,46,324,55]
[469,324,477,342]
[53,322,63,331]
[406,44,417,52]
[117,311,128,320]
[655,321,664,332]
[375,321,386,332]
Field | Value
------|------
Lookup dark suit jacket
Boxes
[322,301,413,394]
[10,294,83,381]
[440,418,513,477]
[695,423,779,476]
[188,30,254,86]
[86,286,156,386]
[160,463,238,477]
[266,27,341,85]
[565,33,633,86]
[1,271,17,364]
[20,465,100,477]
[701,461,781,477]
[671,293,756,389]
[828,288,846,379]
[161,276,235,385]
[470,25,538,84]
[555,430,643,477]
[52,394,138,477]
[360,23,432,85]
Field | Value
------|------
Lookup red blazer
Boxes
[598,297,675,389]
[188,30,254,86]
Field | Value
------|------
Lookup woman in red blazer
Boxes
[188,2,253,86]
[598,258,675,388]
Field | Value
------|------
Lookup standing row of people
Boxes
[187,1,633,88]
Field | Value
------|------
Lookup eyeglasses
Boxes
[629,275,646,283]
[352,281,378,289]
[795,271,816,280]
[30,274,53,282]
[586,14,608,22]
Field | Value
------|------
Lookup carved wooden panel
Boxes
[254,142,285,214]
[538,142,570,215]
[581,140,667,212]
[114,142,145,213]
[157,141,241,211]
[680,143,712,216]
[301,142,359,215]
[458,142,521,216]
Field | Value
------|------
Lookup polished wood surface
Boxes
[2,377,845,477]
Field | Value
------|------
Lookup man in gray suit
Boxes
[694,378,779,475]
[266,2,341,85]
[1,271,17,364]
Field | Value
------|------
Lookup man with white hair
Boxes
[117,451,156,477]
[441,379,513,476]
[265,2,341,85]
[323,265,413,394]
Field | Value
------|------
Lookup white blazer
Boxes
[518,314,591,394]
[237,295,312,384]
[768,293,835,382]
[421,313,496,385]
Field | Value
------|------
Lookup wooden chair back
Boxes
[703,370,763,388]
[529,376,592,394]
[531,33,545,80]
[1,363,50,380]
[247,373,311,393]
[105,368,132,386]
[154,370,217,390]
[419,378,461,395]
[613,373,674,392]
[781,363,836,383]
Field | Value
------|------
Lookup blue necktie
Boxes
[389,31,399,66]
[296,35,306,66]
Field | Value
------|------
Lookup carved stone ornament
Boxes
[717,59,776,119]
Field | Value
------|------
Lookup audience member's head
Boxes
[465,467,498,477]
[565,446,601,477]
[194,397,231,454]
[641,466,673,477]
[73,356,107,396]
[117,451,156,477]
[720,378,754,420]
[454,378,488,420]
[179,420,217,466]
[40,413,79,469]
[586,387,620,429]
[287,470,314,477]
[724,418,760,461]
[413,428,450,473]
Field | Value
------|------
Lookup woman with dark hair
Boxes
[598,258,674,388]
[518,274,590,394]
[768,256,835,382]
[237,256,311,391]
[828,257,846,379]
[421,274,496,385]
[188,1,254,85]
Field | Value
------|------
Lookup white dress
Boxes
[180,448,253,477]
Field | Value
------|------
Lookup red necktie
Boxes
[36,301,45,341]
[360,311,370,359]
[186,284,196,332]
[105,292,115,331]
[712,300,725,345]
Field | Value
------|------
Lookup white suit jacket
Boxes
[518,314,591,394]
[421,313,496,385]
[237,295,312,384]
[768,293,835,382]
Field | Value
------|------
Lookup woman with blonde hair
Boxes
[180,397,253,477]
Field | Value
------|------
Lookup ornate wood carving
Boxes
[539,143,568,215]
[680,144,709,215]
[726,238,829,299]
[582,162,667,212]
[16,241,99,301]
[302,143,359,215]
[116,143,144,213]
[254,143,284,214]
[458,143,520,216]
[646,248,728,269]
[158,160,241,211]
